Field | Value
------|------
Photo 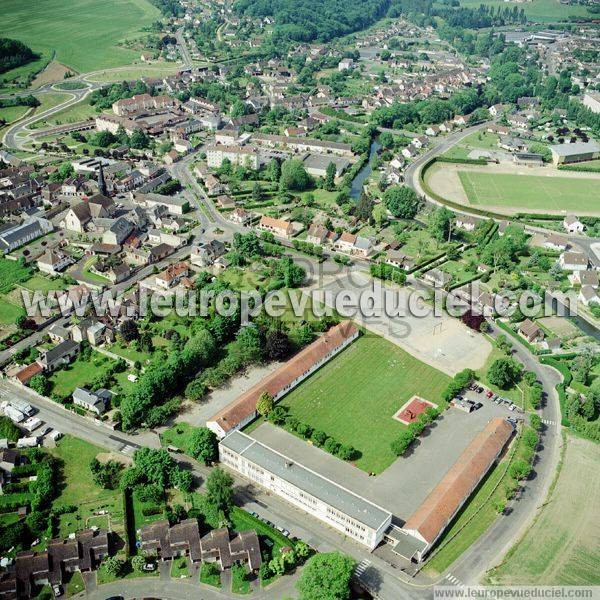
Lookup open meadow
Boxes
[279,332,451,473]
[458,0,594,22]
[0,0,161,74]
[486,434,600,585]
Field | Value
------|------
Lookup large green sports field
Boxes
[458,170,600,212]
[279,332,451,474]
[0,0,161,74]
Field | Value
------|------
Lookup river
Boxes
[350,139,381,200]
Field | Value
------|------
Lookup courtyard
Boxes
[276,333,451,473]
[249,394,509,519]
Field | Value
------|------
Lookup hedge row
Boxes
[271,412,360,462]
[436,156,488,165]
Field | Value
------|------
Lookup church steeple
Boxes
[98,163,107,196]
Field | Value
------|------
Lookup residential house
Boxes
[190,240,226,267]
[386,250,415,271]
[36,340,79,372]
[229,208,251,225]
[559,251,588,271]
[579,285,600,307]
[572,270,599,288]
[563,215,584,234]
[257,216,293,239]
[72,388,112,415]
[37,250,74,275]
[155,262,189,289]
[543,234,569,252]
[455,216,477,231]
[518,319,544,343]
[422,268,452,288]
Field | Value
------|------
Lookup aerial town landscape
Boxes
[0,0,599,598]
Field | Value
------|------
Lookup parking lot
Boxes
[249,388,516,521]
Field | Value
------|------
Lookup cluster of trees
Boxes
[88,127,151,150]
[442,368,475,403]
[235,0,390,43]
[481,225,528,271]
[265,402,361,461]
[292,239,324,258]
[0,94,40,109]
[0,451,59,555]
[260,539,311,581]
[487,357,522,390]
[149,0,184,17]
[120,327,217,429]
[120,448,193,494]
[0,38,38,74]
[371,87,485,129]
[90,458,124,490]
[390,406,441,457]
[90,80,151,111]
[370,262,407,285]
[383,186,421,219]
[296,551,356,600]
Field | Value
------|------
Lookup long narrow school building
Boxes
[207,321,359,438]
[219,431,392,550]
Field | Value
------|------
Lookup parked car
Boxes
[52,584,62,597]
[38,426,52,436]
[142,562,157,572]
[476,387,484,393]
[485,390,494,398]
[249,511,258,518]
[473,402,483,410]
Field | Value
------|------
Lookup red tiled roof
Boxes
[404,417,513,545]
[14,362,43,384]
[209,321,358,434]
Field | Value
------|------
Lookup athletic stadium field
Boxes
[458,171,600,212]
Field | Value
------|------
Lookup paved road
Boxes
[176,29,193,69]
[448,321,562,585]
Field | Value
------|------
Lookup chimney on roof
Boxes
[284,461,293,468]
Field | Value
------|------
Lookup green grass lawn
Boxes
[443,131,499,160]
[64,570,85,596]
[0,105,30,126]
[199,562,222,588]
[35,98,98,128]
[20,274,68,293]
[231,563,251,594]
[0,258,33,294]
[131,489,166,530]
[160,423,196,454]
[0,0,161,73]
[170,557,190,578]
[278,333,451,473]
[50,436,125,540]
[49,351,121,398]
[0,298,25,325]
[458,171,600,212]
[108,341,153,365]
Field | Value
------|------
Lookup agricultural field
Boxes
[459,0,594,22]
[486,435,600,585]
[279,333,451,473]
[458,170,600,213]
[0,0,161,74]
